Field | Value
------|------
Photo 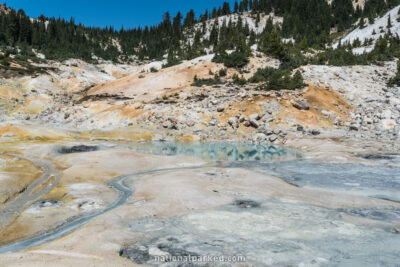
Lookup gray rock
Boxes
[363,117,373,124]
[321,110,330,117]
[217,106,225,112]
[249,119,259,128]
[186,120,195,127]
[36,200,61,208]
[250,113,260,121]
[350,125,359,131]
[311,129,321,135]
[265,130,274,136]
[280,131,288,137]
[162,121,171,128]
[253,133,267,143]
[273,129,281,135]
[269,135,278,142]
[291,99,310,110]
[228,117,239,129]
[211,99,219,105]
[297,125,304,132]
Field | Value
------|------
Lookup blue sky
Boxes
[1,0,236,29]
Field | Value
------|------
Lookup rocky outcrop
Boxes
[291,99,310,110]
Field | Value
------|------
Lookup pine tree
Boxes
[212,8,217,18]
[368,15,375,24]
[255,12,260,27]
[184,9,195,27]
[289,70,305,90]
[299,37,307,51]
[388,14,393,28]
[359,17,365,29]
[234,1,239,13]
[18,10,32,44]
[222,2,231,16]
[261,28,288,61]
[6,9,18,45]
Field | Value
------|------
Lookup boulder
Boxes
[249,119,259,128]
[311,129,321,136]
[265,130,274,136]
[217,106,225,112]
[253,133,267,143]
[250,113,260,121]
[321,110,330,117]
[162,121,171,129]
[269,135,278,142]
[228,117,239,129]
[297,125,304,132]
[349,125,359,131]
[211,99,219,105]
[291,99,310,110]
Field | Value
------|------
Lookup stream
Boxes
[0,165,208,254]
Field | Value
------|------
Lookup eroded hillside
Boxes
[0,50,398,148]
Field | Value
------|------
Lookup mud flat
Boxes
[0,154,43,207]
[0,133,398,266]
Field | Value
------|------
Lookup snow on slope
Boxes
[333,5,400,54]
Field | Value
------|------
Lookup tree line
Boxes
[0,0,399,64]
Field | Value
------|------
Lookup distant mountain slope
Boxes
[334,5,400,54]
[191,11,282,38]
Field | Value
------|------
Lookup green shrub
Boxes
[266,71,286,90]
[252,69,306,91]
[311,48,368,66]
[218,68,227,77]
[213,50,249,68]
[1,58,10,66]
[232,74,247,85]
[248,67,276,83]
[288,70,306,90]
[150,67,158,73]
[191,75,221,87]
